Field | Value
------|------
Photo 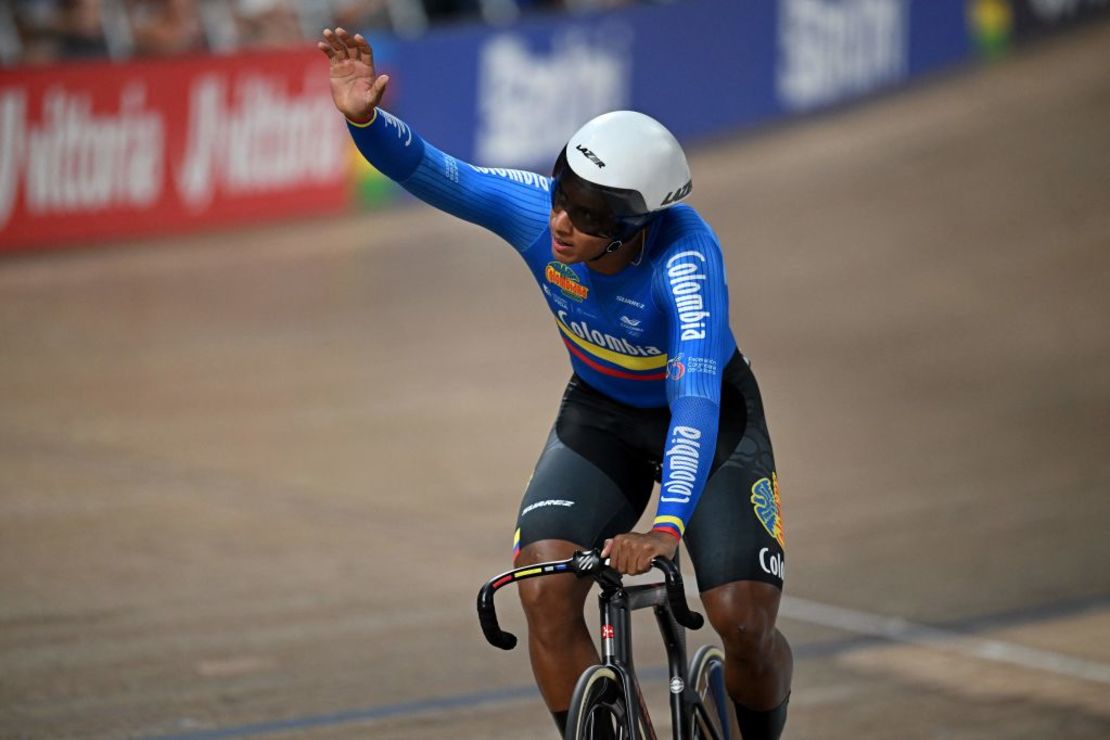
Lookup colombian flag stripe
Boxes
[652,524,681,541]
[555,318,668,371]
[563,338,668,381]
[653,516,686,536]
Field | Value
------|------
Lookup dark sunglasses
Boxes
[551,179,622,239]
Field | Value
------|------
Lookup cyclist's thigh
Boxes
[685,365,786,593]
[513,378,657,562]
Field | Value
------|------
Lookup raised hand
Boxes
[317,27,390,124]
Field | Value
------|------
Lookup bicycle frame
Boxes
[477,550,725,740]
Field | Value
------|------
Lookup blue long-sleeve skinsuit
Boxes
[348,109,740,545]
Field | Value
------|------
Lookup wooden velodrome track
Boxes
[2,24,1109,740]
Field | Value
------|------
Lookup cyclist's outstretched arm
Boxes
[318,28,549,253]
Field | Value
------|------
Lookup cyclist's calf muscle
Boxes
[702,580,793,711]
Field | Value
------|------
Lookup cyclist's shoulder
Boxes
[659,202,709,229]
[649,205,723,266]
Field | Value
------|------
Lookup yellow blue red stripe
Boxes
[562,338,666,381]
[652,515,685,540]
[555,318,668,381]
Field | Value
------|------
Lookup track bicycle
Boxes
[477,549,739,739]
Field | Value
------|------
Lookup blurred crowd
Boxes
[0,0,666,66]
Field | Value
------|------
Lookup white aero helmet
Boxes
[552,111,692,242]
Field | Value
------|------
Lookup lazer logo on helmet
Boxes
[575,145,606,168]
[660,426,702,504]
[545,262,589,302]
[661,180,692,206]
[666,251,711,341]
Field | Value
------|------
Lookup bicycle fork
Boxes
[655,601,695,740]
[598,583,699,740]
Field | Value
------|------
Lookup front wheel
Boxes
[565,664,639,739]
[689,645,739,740]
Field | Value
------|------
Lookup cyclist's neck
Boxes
[586,228,648,276]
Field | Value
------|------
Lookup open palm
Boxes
[318,28,389,123]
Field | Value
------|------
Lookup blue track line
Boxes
[149,594,1109,739]
[149,667,670,740]
[149,685,540,740]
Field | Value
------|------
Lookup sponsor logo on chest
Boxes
[545,262,589,302]
[618,315,645,338]
[557,310,662,358]
[616,295,646,309]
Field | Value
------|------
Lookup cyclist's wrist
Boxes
[652,516,684,542]
[346,108,377,127]
[651,525,681,542]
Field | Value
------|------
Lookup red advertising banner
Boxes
[0,49,349,253]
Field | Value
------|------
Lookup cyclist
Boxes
[319,27,793,739]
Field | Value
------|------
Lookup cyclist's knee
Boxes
[519,578,590,650]
[515,539,583,569]
[701,580,781,664]
[516,540,591,639]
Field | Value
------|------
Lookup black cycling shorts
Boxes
[513,352,785,592]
